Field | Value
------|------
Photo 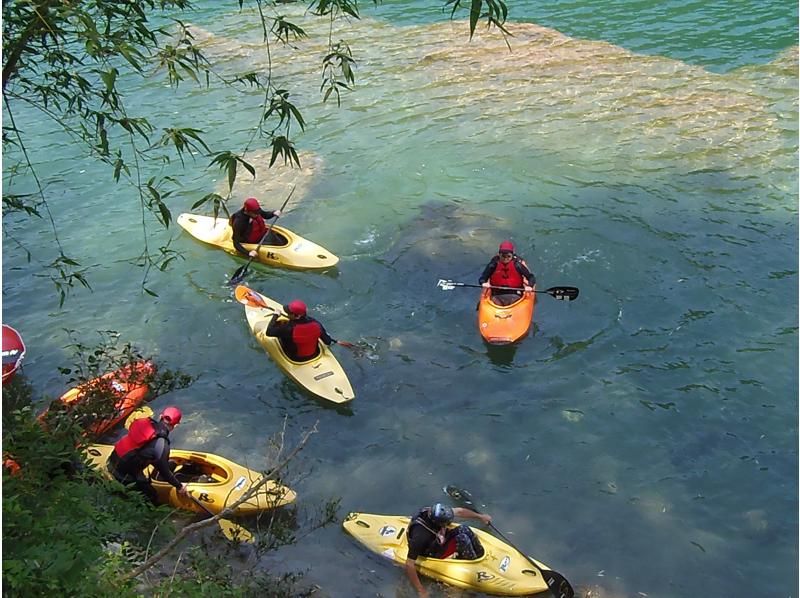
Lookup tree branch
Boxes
[118,421,318,582]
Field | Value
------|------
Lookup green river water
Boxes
[2,1,797,596]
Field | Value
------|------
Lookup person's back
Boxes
[264,300,337,362]
[406,507,449,560]
[107,408,187,503]
[111,416,167,473]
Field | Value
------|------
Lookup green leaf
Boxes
[100,68,117,92]
[469,0,482,39]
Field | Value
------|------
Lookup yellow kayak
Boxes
[235,285,355,404]
[85,444,296,516]
[343,512,552,596]
[177,213,339,270]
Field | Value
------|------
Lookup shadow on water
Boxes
[484,342,519,368]
[257,380,355,417]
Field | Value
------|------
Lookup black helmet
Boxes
[430,503,454,525]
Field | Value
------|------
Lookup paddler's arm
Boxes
[317,321,336,346]
[515,259,536,287]
[152,439,188,496]
[478,259,497,285]
[231,213,251,256]
[452,507,492,526]
[264,314,289,338]
[258,208,280,219]
[404,558,429,598]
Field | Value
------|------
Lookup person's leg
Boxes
[453,525,484,559]
[262,231,286,246]
[491,292,520,306]
[134,474,159,505]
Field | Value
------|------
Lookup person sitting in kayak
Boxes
[230,197,283,257]
[404,503,492,597]
[107,407,188,504]
[478,240,535,306]
[264,300,338,362]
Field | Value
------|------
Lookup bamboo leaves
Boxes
[209,152,256,194]
[321,42,356,106]
[444,0,510,39]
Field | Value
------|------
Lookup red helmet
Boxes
[498,240,515,253]
[160,406,182,426]
[284,300,307,317]
[243,197,260,212]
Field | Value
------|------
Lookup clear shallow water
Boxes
[2,2,797,597]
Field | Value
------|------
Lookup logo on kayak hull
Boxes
[500,555,511,572]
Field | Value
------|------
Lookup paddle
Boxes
[229,186,295,285]
[123,407,254,544]
[437,279,579,301]
[444,485,575,598]
[235,285,358,351]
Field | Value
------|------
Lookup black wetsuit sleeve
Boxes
[478,259,497,284]
[265,316,291,341]
[152,438,182,489]
[316,319,336,346]
[231,211,251,256]
[516,260,535,285]
[259,208,277,220]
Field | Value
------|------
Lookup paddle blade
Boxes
[443,485,476,509]
[545,286,580,301]
[437,279,457,291]
[229,265,248,286]
[124,406,153,429]
[218,519,254,544]
[542,569,575,598]
[234,285,269,309]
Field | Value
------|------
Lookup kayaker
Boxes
[107,407,188,504]
[230,197,283,257]
[404,503,491,597]
[478,240,535,305]
[264,300,338,362]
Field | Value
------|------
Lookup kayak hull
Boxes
[235,286,355,404]
[177,213,339,270]
[39,361,155,438]
[478,288,535,345]
[343,512,551,596]
[2,325,26,384]
[86,444,296,516]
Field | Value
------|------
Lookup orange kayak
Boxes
[38,361,155,438]
[477,288,535,344]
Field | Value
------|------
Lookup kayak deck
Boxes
[478,288,536,345]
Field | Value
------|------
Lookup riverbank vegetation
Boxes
[2,337,337,595]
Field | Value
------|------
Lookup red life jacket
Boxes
[489,258,525,289]
[113,417,160,458]
[291,319,322,359]
[246,215,268,243]
[229,211,268,243]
